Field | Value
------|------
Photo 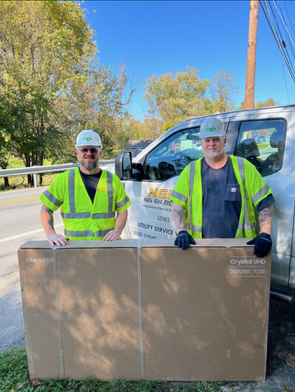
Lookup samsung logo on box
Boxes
[26,258,54,263]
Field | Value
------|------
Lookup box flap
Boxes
[20,239,140,250]
[58,239,139,249]
[20,241,52,249]
[20,238,253,250]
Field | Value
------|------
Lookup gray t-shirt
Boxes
[201,157,275,238]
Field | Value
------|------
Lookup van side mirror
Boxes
[132,162,144,181]
[115,151,145,181]
[115,151,132,180]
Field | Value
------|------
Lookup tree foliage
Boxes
[162,121,176,134]
[208,70,240,113]
[143,67,210,124]
[0,0,126,186]
[143,67,240,130]
[0,1,96,181]
[237,98,276,110]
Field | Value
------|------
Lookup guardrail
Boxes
[0,160,115,188]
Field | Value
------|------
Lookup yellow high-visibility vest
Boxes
[170,155,273,238]
[40,167,131,240]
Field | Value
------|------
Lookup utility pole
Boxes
[245,0,259,109]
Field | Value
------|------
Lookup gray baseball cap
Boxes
[199,117,226,139]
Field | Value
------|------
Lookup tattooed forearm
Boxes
[46,207,54,230]
[259,204,274,234]
[172,202,186,231]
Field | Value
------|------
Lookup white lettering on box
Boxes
[230,269,251,275]
[230,259,253,266]
[254,259,266,264]
[25,257,54,263]
[230,258,266,266]
[229,261,267,278]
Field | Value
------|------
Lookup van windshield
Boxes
[145,127,203,180]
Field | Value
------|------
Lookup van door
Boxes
[122,127,204,240]
[228,110,294,287]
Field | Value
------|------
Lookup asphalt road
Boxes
[0,187,295,391]
[0,187,64,351]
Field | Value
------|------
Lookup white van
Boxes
[115,105,295,297]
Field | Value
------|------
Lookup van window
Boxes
[145,128,203,180]
[235,119,286,176]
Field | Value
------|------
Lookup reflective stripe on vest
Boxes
[251,183,270,204]
[170,190,188,204]
[107,171,114,212]
[185,223,202,233]
[43,190,62,208]
[189,161,196,230]
[236,157,256,232]
[69,170,76,212]
[92,212,115,219]
[185,156,256,236]
[116,195,130,209]
[67,169,114,216]
[63,169,115,238]
[62,212,91,219]
[64,228,112,238]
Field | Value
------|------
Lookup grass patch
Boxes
[0,156,62,192]
[0,173,60,193]
[0,347,225,392]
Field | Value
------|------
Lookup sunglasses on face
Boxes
[79,148,99,154]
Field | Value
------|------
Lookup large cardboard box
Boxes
[18,239,271,381]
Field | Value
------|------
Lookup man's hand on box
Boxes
[174,230,196,250]
[247,233,272,257]
[47,233,68,247]
[104,229,121,242]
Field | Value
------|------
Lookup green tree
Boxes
[143,67,211,124]
[0,129,10,188]
[0,89,12,187]
[142,116,163,139]
[208,70,240,114]
[58,66,127,160]
[0,0,97,185]
[162,121,175,134]
[237,98,276,110]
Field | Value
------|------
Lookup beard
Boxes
[80,158,98,171]
[205,147,224,158]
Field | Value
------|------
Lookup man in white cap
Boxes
[40,130,131,246]
[170,117,275,256]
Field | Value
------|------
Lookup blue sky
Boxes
[81,1,295,120]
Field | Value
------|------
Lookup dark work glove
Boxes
[174,231,196,250]
[247,233,272,257]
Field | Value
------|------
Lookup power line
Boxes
[282,1,295,44]
[281,59,290,104]
[259,0,295,89]
[268,1,295,82]
[273,1,295,62]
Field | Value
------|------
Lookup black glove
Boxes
[174,231,196,250]
[247,233,272,257]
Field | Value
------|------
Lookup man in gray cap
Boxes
[170,117,275,256]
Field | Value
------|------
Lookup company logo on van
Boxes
[148,188,172,199]
[144,188,173,206]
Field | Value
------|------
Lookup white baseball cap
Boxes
[200,117,225,139]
